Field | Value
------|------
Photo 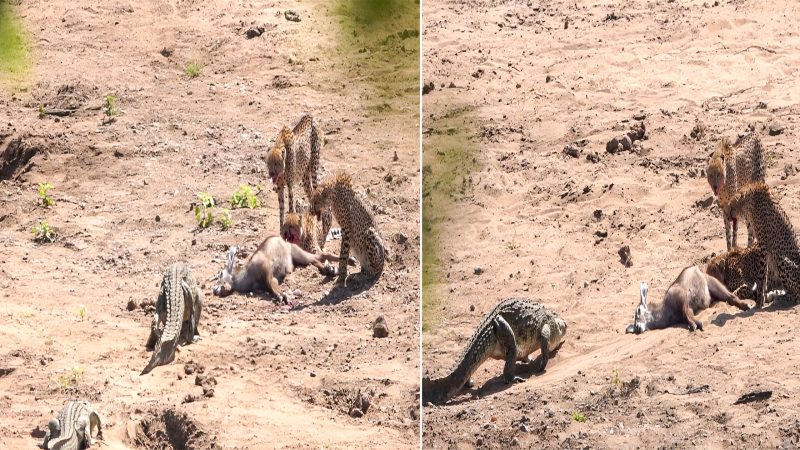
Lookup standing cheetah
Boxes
[706,132,767,249]
[266,114,323,228]
[705,243,781,307]
[310,172,386,286]
[724,182,800,303]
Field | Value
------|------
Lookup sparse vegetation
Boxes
[572,411,587,423]
[194,192,215,229]
[55,366,85,389]
[185,62,202,78]
[230,184,261,209]
[218,208,232,230]
[77,305,87,321]
[0,1,31,85]
[103,94,118,119]
[32,220,56,243]
[37,182,54,207]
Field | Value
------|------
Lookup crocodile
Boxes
[141,262,203,375]
[40,400,102,450]
[422,298,567,405]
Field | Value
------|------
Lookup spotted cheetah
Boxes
[706,132,767,249]
[310,172,386,286]
[266,114,323,228]
[724,182,800,303]
[705,243,781,307]
[281,211,330,254]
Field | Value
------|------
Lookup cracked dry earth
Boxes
[0,0,419,449]
[423,0,800,449]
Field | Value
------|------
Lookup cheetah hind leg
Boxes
[364,227,386,277]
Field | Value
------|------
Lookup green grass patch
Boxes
[422,107,477,331]
[0,1,32,87]
[331,0,419,110]
[185,61,201,79]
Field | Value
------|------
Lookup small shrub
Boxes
[218,208,232,230]
[56,366,85,388]
[37,182,54,207]
[185,62,202,78]
[230,184,261,209]
[103,94,117,117]
[194,192,215,229]
[572,411,587,423]
[32,220,56,243]
[78,305,87,321]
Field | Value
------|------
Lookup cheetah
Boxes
[705,243,782,307]
[310,172,386,286]
[266,114,323,227]
[724,182,800,303]
[281,211,328,254]
[706,132,767,249]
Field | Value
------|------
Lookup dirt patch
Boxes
[0,135,40,180]
[131,407,217,450]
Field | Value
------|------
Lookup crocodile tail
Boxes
[140,263,186,375]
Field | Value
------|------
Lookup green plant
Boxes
[56,366,85,388]
[229,184,261,209]
[38,104,45,118]
[613,368,621,389]
[218,208,232,230]
[185,62,201,78]
[77,305,87,321]
[32,220,56,243]
[103,94,117,118]
[37,182,54,207]
[194,192,215,229]
[572,411,587,423]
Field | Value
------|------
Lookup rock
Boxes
[474,266,483,275]
[696,194,715,209]
[629,121,646,140]
[349,390,370,418]
[563,145,580,158]
[184,362,197,375]
[182,393,198,404]
[593,209,603,220]
[618,245,633,268]
[769,123,785,136]
[126,299,137,311]
[393,151,399,162]
[511,437,520,446]
[586,152,601,163]
[690,122,705,140]
[470,304,475,312]
[545,75,552,83]
[372,316,389,338]
[620,135,632,151]
[422,81,434,95]
[272,75,291,89]
[245,26,265,39]
[595,230,608,238]
[520,423,530,433]
[633,112,646,120]
[159,47,173,57]
[284,10,301,22]
[606,137,622,154]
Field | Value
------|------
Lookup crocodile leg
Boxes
[181,281,196,345]
[494,316,525,384]
[538,323,551,372]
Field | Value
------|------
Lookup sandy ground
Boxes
[422,0,800,448]
[0,0,419,448]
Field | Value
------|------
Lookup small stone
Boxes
[618,245,633,268]
[372,316,390,338]
[563,145,580,158]
[520,423,530,433]
[272,75,291,89]
[182,393,198,404]
[474,266,483,275]
[545,75,552,83]
[245,26,265,39]
[593,209,603,220]
[310,371,316,377]
[284,10,301,22]
[470,304,475,312]
[606,137,621,154]
[633,112,646,120]
[154,215,160,222]
[586,152,601,163]
[696,194,715,209]
[422,81,434,95]
[511,437,520,446]
[126,299,137,311]
[769,123,785,136]
[620,135,632,151]
[393,151,399,162]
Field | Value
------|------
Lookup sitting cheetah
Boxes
[266,114,323,227]
[706,132,766,249]
[724,182,800,303]
[705,243,781,307]
[310,172,386,286]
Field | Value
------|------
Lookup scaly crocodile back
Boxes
[47,401,85,450]
[141,263,188,375]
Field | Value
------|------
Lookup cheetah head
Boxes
[266,146,285,186]
[707,155,725,197]
[310,188,327,220]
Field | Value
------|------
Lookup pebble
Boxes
[474,266,483,275]
[284,10,301,22]
[372,316,390,338]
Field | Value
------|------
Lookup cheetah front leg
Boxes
[337,231,351,287]
[277,185,286,228]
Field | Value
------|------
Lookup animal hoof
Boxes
[696,321,704,331]
[688,323,697,332]
[212,285,222,296]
